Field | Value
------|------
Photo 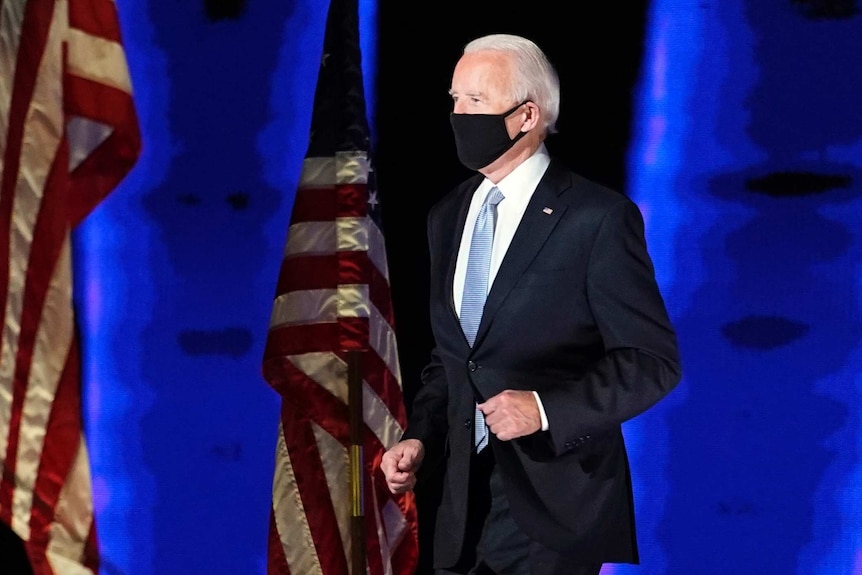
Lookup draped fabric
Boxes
[262,1,419,573]
[0,0,140,572]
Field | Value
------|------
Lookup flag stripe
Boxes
[268,508,293,575]
[0,1,28,163]
[1,0,63,527]
[274,363,408,575]
[65,75,135,127]
[289,184,369,223]
[11,145,73,541]
[66,28,130,94]
[30,335,84,562]
[272,350,404,450]
[287,187,337,223]
[65,53,139,224]
[264,1,418,573]
[276,250,393,305]
[1,0,140,571]
[267,357,353,445]
[298,155,370,189]
[67,0,121,43]
[265,350,413,573]
[0,0,55,410]
[359,350,406,445]
[284,217,371,258]
[279,252,366,293]
[278,402,348,575]
[264,319,406,430]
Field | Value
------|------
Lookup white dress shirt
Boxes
[453,144,552,431]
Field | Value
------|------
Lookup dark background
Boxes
[375,4,650,572]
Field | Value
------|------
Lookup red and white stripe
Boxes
[0,0,139,572]
[263,151,418,575]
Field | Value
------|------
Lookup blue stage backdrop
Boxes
[622,1,862,574]
[70,1,862,574]
[72,2,376,574]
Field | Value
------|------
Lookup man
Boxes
[380,33,681,575]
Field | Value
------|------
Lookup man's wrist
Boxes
[531,391,550,431]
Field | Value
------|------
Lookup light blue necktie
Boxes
[460,186,504,451]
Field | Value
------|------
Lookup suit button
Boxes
[468,361,477,372]
[464,419,471,429]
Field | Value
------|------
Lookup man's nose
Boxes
[452,101,468,114]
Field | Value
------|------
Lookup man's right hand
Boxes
[380,439,425,494]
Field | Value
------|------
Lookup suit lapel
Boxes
[474,162,572,346]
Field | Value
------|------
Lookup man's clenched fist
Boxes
[380,439,425,494]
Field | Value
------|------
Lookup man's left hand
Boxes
[479,390,541,441]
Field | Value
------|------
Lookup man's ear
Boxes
[522,101,542,132]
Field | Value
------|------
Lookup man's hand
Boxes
[380,439,425,494]
[479,390,541,441]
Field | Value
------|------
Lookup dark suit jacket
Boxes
[402,159,681,567]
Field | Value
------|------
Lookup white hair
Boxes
[463,33,561,135]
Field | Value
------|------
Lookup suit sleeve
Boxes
[539,198,681,455]
[401,349,449,460]
[399,207,450,461]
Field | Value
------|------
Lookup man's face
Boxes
[449,51,514,116]
[449,50,525,147]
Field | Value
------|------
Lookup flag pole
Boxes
[348,349,366,574]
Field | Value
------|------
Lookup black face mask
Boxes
[450,101,529,171]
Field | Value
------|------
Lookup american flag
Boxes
[261,0,419,574]
[0,0,140,572]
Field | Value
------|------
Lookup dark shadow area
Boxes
[0,522,34,575]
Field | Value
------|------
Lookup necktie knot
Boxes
[485,186,504,207]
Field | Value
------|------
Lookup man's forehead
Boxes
[451,65,508,96]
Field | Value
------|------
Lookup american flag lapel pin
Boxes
[542,207,553,215]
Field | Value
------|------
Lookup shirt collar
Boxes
[476,143,551,203]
